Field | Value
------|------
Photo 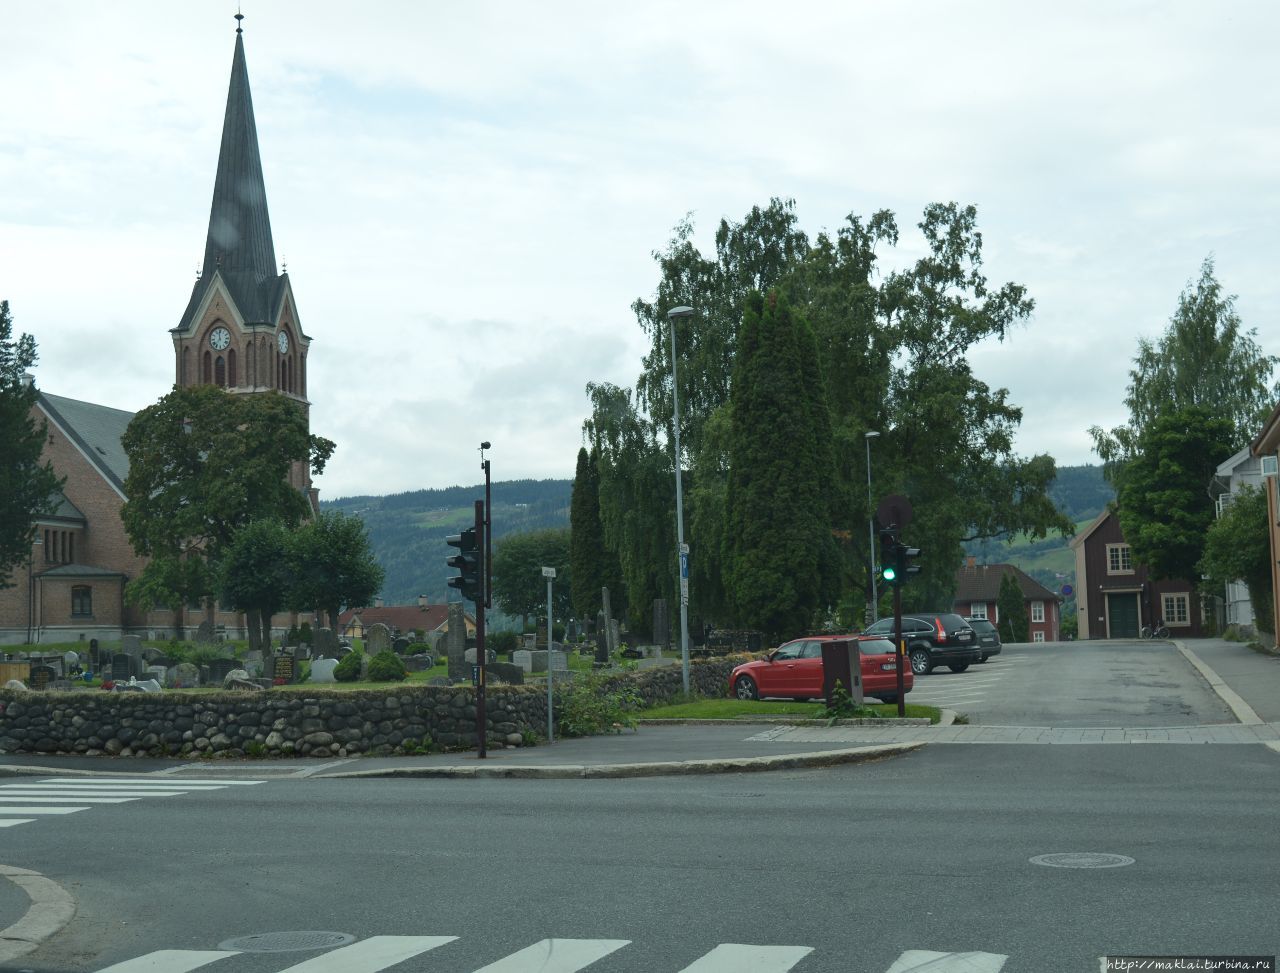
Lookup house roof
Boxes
[35,492,87,526]
[954,562,1061,603]
[36,563,126,579]
[336,604,469,635]
[1068,508,1113,550]
[1252,399,1280,456]
[38,391,135,494]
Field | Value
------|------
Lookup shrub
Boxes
[557,672,642,737]
[367,650,407,682]
[334,649,363,682]
[404,641,432,655]
[299,622,314,645]
[489,630,518,654]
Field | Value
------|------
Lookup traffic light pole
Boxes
[474,499,487,759]
[893,573,905,719]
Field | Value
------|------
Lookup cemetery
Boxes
[0,612,748,758]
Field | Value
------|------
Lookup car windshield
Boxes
[968,619,996,634]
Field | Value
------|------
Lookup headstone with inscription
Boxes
[28,665,56,691]
[446,603,467,680]
[594,612,610,664]
[272,654,295,684]
[208,658,240,684]
[366,623,392,656]
[195,620,217,644]
[111,653,142,682]
[167,663,200,688]
[392,637,410,655]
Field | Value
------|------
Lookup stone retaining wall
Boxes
[0,656,749,758]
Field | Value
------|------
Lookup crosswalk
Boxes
[910,654,1031,709]
[89,939,1008,973]
[0,776,263,828]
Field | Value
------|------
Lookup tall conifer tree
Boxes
[723,291,840,640]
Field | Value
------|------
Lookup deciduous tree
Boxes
[997,572,1029,643]
[290,510,385,631]
[0,301,62,587]
[1117,406,1233,582]
[1200,485,1273,636]
[218,519,295,652]
[490,527,572,631]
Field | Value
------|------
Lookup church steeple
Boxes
[201,21,278,299]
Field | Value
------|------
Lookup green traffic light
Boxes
[881,565,897,582]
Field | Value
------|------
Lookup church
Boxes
[0,20,319,646]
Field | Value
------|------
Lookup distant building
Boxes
[952,560,1062,642]
[0,21,318,645]
[1069,509,1207,639]
[337,603,475,641]
[1209,445,1265,630]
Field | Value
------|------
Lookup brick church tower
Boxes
[169,17,315,506]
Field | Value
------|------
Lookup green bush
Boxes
[404,641,432,655]
[556,672,642,737]
[334,650,363,682]
[299,622,314,645]
[367,650,407,682]
[489,630,518,654]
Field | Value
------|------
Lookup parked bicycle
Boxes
[1140,619,1171,640]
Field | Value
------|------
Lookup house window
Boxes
[71,585,92,617]
[1031,601,1045,623]
[68,533,73,564]
[1106,544,1133,574]
[43,529,51,561]
[970,603,987,620]
[1033,631,1045,643]
[1163,593,1191,627]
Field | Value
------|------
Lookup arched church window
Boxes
[279,359,286,390]
[202,351,212,384]
[228,348,237,387]
[215,355,226,387]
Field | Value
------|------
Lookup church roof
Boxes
[38,392,135,493]
[177,26,285,330]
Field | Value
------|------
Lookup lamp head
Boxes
[667,306,695,320]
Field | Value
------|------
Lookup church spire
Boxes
[201,15,277,289]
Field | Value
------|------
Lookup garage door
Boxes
[1107,592,1140,638]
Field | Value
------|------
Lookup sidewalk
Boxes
[1175,637,1280,723]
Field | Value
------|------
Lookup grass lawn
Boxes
[641,698,941,723]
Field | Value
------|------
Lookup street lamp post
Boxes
[668,305,695,695]
[865,431,881,623]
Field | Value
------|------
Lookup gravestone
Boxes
[199,665,211,685]
[594,612,610,664]
[425,630,444,652]
[392,637,410,655]
[653,598,670,648]
[4,679,27,691]
[272,654,295,684]
[310,658,338,683]
[28,665,55,691]
[149,654,174,670]
[244,650,264,677]
[111,653,142,682]
[208,658,240,684]
[63,650,82,674]
[512,649,538,674]
[140,647,165,664]
[464,648,496,665]
[367,623,392,656]
[145,665,168,684]
[486,662,524,685]
[313,627,339,658]
[446,603,467,680]
[404,654,434,673]
[195,620,217,644]
[134,678,162,693]
[566,619,580,641]
[121,635,143,657]
[167,663,200,688]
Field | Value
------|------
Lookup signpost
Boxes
[543,566,556,743]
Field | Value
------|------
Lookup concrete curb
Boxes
[0,864,76,966]
[1175,641,1265,725]
[638,717,933,727]
[315,742,926,780]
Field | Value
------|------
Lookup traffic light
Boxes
[878,526,898,583]
[896,544,922,581]
[446,527,482,603]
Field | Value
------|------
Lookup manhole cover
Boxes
[217,931,356,952]
[1030,852,1135,869]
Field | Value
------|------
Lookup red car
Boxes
[727,634,914,704]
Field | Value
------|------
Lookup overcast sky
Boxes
[3,1,1277,500]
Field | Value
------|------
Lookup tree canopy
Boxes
[290,510,385,631]
[583,198,1071,631]
[1116,406,1233,582]
[0,301,62,588]
[1200,485,1273,636]
[1091,257,1277,484]
[997,573,1029,643]
[490,527,572,629]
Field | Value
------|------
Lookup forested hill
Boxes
[322,479,572,606]
[323,464,1110,611]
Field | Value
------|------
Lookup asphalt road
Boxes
[5,741,1279,973]
[906,640,1237,726]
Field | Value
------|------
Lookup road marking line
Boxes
[27,782,229,790]
[0,819,35,827]
[471,938,631,972]
[39,778,264,786]
[677,943,814,972]
[886,949,1008,972]
[273,935,457,972]
[0,789,192,797]
[288,759,356,778]
[0,806,90,815]
[95,949,240,972]
[0,796,137,803]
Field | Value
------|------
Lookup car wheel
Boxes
[877,696,897,704]
[977,654,989,663]
[734,676,759,701]
[909,648,932,675]
[948,663,970,673]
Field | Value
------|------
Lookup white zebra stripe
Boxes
[886,949,1008,972]
[471,938,630,972]
[677,943,814,972]
[272,936,457,973]
[94,948,239,973]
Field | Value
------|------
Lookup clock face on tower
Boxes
[277,331,290,354]
[209,326,230,350]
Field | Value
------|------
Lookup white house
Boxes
[1209,445,1269,630]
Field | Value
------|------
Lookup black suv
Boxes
[965,617,1003,662]
[864,613,980,675]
